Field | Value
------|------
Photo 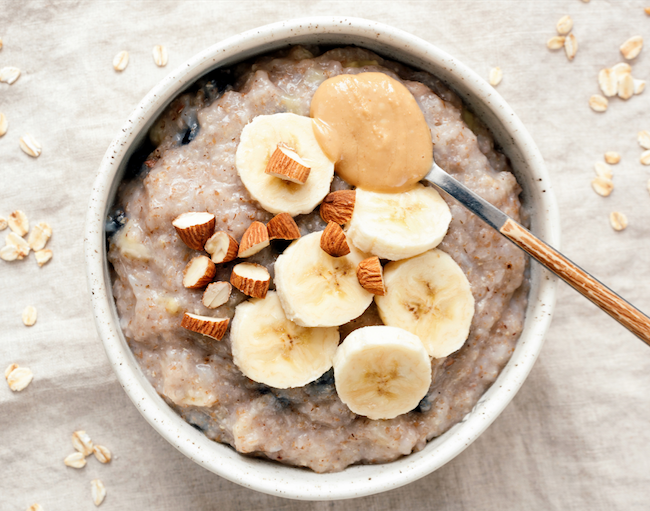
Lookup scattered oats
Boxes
[634,79,646,95]
[618,73,634,100]
[589,94,608,112]
[0,217,6,230]
[547,36,566,50]
[27,504,43,511]
[19,134,42,158]
[638,131,650,150]
[91,479,106,507]
[598,68,618,97]
[93,445,112,464]
[28,222,52,251]
[564,33,578,61]
[489,67,502,86]
[620,36,643,60]
[113,50,129,71]
[610,211,628,231]
[72,430,94,456]
[592,177,614,196]
[5,363,18,379]
[0,66,21,84]
[8,210,29,236]
[604,152,620,165]
[64,451,87,469]
[22,305,37,327]
[6,365,34,391]
[594,161,613,179]
[152,45,168,67]
[641,150,650,165]
[7,232,30,259]
[0,245,18,261]
[556,15,573,35]
[35,248,52,267]
[0,112,6,136]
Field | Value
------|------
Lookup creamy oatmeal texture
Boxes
[108,46,527,473]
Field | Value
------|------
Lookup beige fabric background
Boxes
[1,0,649,509]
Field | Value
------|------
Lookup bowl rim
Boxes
[85,16,559,501]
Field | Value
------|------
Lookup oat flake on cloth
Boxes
[1,1,649,510]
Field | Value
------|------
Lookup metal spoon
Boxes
[424,161,650,347]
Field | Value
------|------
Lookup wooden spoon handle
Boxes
[500,219,650,346]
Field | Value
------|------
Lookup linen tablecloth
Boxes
[2,1,649,509]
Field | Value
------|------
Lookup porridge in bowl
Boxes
[107,46,527,473]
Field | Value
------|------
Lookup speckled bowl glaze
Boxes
[85,17,559,501]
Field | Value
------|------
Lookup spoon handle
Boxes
[499,218,650,346]
[424,163,650,346]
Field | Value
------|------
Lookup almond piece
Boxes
[181,313,229,340]
[28,221,52,250]
[205,231,239,263]
[356,256,385,295]
[182,255,216,289]
[35,248,52,267]
[8,210,28,236]
[264,143,311,184]
[172,212,215,251]
[266,212,301,240]
[202,281,232,309]
[320,222,350,257]
[320,190,356,224]
[238,221,269,258]
[230,262,270,298]
[620,35,643,60]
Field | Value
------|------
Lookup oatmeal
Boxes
[108,46,527,473]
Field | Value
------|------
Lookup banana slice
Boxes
[274,231,373,327]
[235,113,334,216]
[333,325,431,420]
[346,184,451,260]
[231,291,339,388]
[375,249,475,358]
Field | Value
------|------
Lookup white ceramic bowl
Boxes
[85,17,559,501]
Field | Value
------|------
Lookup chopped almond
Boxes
[320,222,350,257]
[172,212,215,251]
[230,262,270,298]
[203,281,232,309]
[265,143,311,184]
[266,213,301,240]
[320,190,355,224]
[357,257,385,295]
[181,313,229,340]
[182,255,216,289]
[205,231,238,263]
[238,221,269,258]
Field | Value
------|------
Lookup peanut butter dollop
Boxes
[310,72,433,192]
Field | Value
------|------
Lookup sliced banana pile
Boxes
[274,231,373,328]
[235,113,335,216]
[165,96,480,420]
[375,249,475,359]
[231,292,340,388]
[333,326,432,420]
